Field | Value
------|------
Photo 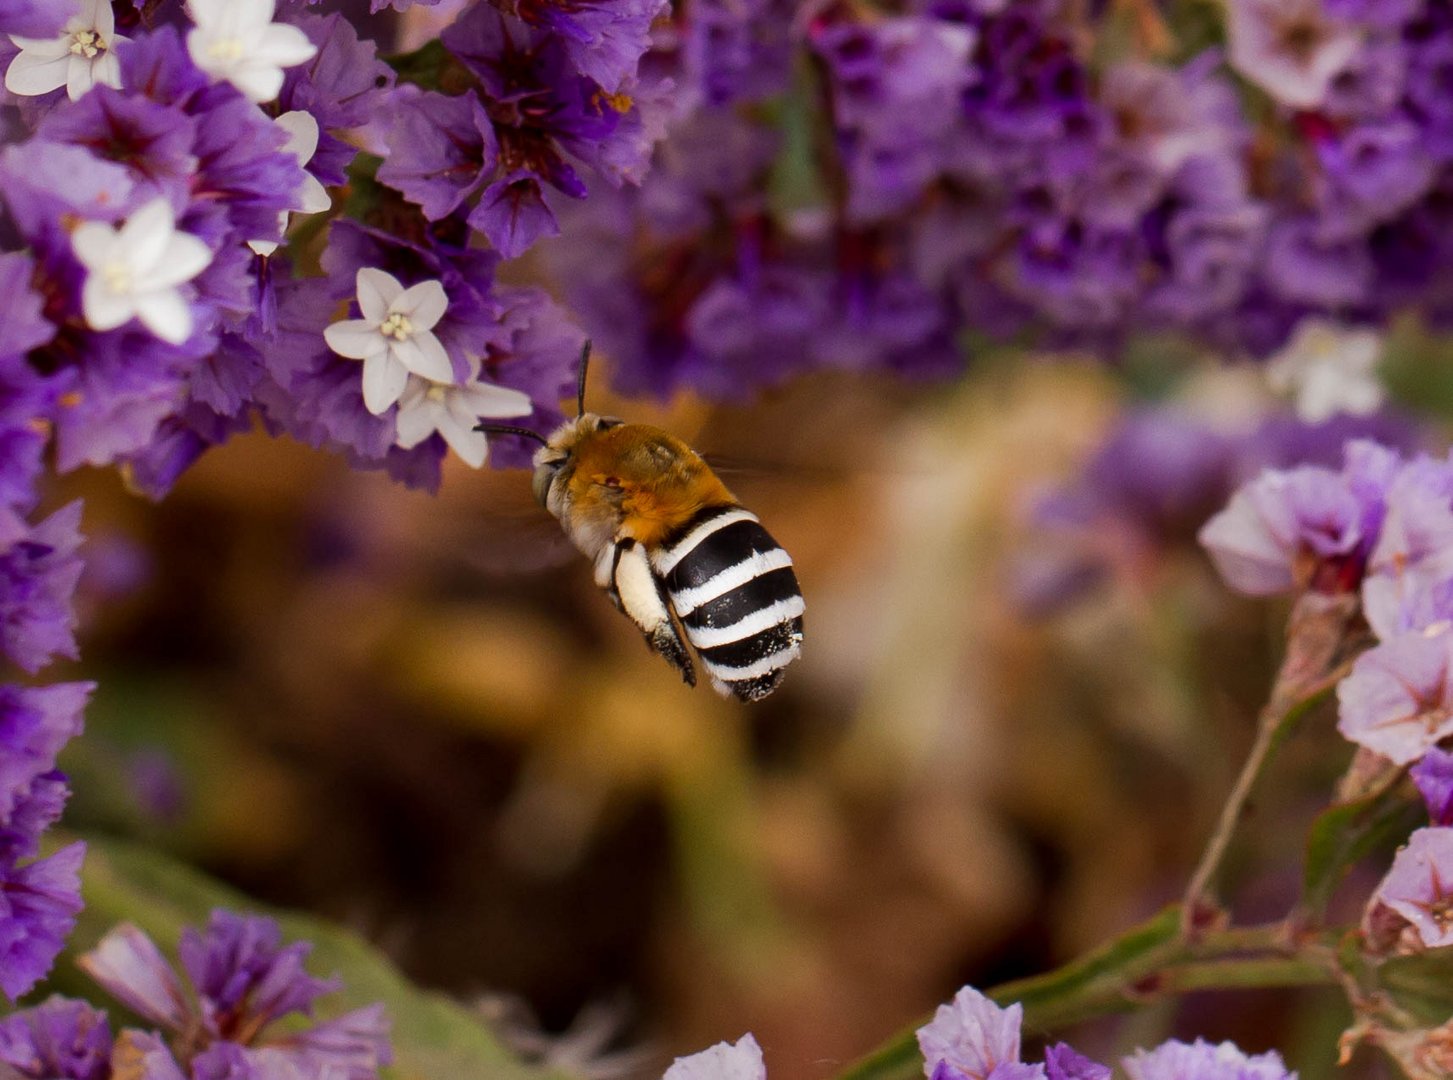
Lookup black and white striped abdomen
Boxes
[651,506,804,702]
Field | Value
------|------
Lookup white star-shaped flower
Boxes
[1226,0,1361,110]
[72,198,213,345]
[248,110,332,256]
[395,357,533,468]
[185,0,317,104]
[323,268,454,415]
[1267,317,1384,422]
[5,0,127,101]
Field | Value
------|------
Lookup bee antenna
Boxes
[576,339,591,418]
[475,423,549,446]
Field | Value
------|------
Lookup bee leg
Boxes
[613,540,696,687]
[596,543,624,611]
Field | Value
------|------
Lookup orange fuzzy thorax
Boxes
[564,423,736,548]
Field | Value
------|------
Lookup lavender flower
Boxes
[1,841,85,1000]
[79,911,391,1075]
[0,996,111,1080]
[1122,1039,1295,1080]
[1,503,85,674]
[663,1034,766,1080]
[506,0,668,95]
[1370,827,1453,948]
[0,0,79,39]
[1197,464,1366,596]
[1413,748,1453,826]
[916,986,1038,1080]
[1044,1045,1109,1080]
[1336,629,1453,766]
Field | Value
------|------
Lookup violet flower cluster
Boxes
[546,0,1453,397]
[1202,438,1453,979]
[661,985,1294,1080]
[0,0,668,1001]
[0,909,391,1080]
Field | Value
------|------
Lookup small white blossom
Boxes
[248,110,332,256]
[72,198,213,345]
[5,0,126,101]
[663,1035,766,1080]
[185,0,316,104]
[1267,318,1384,422]
[323,268,454,415]
[1226,0,1361,110]
[395,357,533,469]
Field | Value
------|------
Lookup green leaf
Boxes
[1379,948,1453,1027]
[1302,789,1423,919]
[386,39,464,93]
[58,837,565,1080]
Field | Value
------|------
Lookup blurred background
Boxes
[41,330,1444,1077]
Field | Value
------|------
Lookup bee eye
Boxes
[597,417,624,430]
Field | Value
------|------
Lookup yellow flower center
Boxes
[379,312,414,341]
[69,29,104,59]
[101,260,132,295]
[207,37,246,62]
[425,384,450,403]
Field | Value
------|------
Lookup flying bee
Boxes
[478,344,804,702]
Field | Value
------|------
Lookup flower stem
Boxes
[1180,593,1360,935]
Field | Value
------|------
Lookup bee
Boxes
[478,344,804,702]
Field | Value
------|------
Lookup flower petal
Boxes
[323,320,386,360]
[355,268,401,325]
[226,61,286,103]
[91,49,121,90]
[361,354,409,414]
[5,50,70,96]
[256,23,317,68]
[148,232,213,288]
[133,289,194,345]
[389,330,452,382]
[81,275,134,332]
[77,924,191,1031]
[437,412,489,468]
[456,381,532,420]
[118,200,177,275]
[395,395,439,450]
[70,220,118,270]
[392,279,447,329]
[295,173,331,215]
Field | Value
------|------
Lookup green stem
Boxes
[835,910,1341,1080]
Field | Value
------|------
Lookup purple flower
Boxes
[1,502,85,674]
[508,0,667,95]
[181,910,339,1038]
[0,682,88,828]
[1361,453,1453,638]
[277,13,395,187]
[0,0,78,38]
[1122,1038,1295,1080]
[682,0,795,105]
[1044,1045,1109,1080]
[1371,826,1453,948]
[917,986,1034,1080]
[1197,464,1366,596]
[1336,629,1453,766]
[0,996,111,1080]
[1412,748,1453,826]
[376,88,498,222]
[79,912,391,1076]
[0,840,85,1001]
[663,1034,766,1080]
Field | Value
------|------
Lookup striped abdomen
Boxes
[651,506,804,702]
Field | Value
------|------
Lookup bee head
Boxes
[531,412,624,510]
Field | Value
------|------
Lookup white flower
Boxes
[394,358,533,469]
[72,198,213,345]
[663,1035,766,1080]
[1226,0,1361,110]
[248,110,331,256]
[185,0,316,104]
[5,0,126,101]
[323,268,454,415]
[1266,317,1384,422]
